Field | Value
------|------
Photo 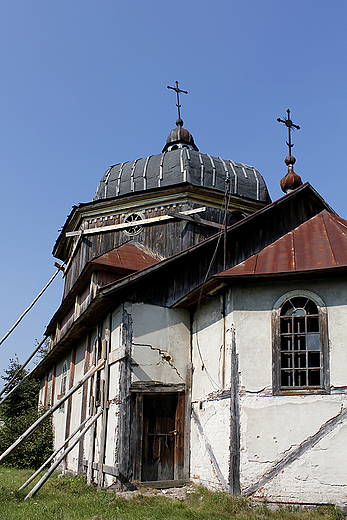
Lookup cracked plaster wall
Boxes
[129,302,190,384]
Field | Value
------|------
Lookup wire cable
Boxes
[194,177,232,390]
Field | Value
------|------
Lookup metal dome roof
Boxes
[94,148,270,203]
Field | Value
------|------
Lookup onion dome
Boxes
[162,119,199,152]
[280,155,303,194]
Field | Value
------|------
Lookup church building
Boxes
[33,96,347,506]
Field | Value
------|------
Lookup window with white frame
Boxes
[273,291,329,393]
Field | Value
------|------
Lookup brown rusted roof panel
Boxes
[218,210,347,278]
[256,232,295,273]
[294,212,335,271]
[322,212,347,266]
[91,242,160,272]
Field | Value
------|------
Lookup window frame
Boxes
[272,290,330,395]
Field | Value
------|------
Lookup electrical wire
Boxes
[194,177,232,390]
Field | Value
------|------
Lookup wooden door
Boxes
[139,393,184,482]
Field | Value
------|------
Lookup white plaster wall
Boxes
[190,278,347,504]
[232,279,347,505]
[190,400,230,491]
[130,303,190,384]
[52,357,70,454]
[191,297,224,402]
[250,409,347,505]
[103,306,122,486]
[66,340,86,473]
[190,297,230,490]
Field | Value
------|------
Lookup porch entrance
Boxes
[130,392,185,483]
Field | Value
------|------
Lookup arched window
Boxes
[273,291,329,393]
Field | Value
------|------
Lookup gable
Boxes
[216,210,347,279]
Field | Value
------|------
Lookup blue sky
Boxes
[1,0,346,385]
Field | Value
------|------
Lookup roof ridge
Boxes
[328,211,347,235]
[321,212,338,266]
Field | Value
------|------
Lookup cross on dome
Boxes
[167,81,188,123]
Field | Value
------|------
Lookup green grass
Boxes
[0,466,340,520]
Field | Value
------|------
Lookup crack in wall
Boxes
[193,384,272,407]
[132,342,184,381]
[240,386,271,395]
[293,474,346,488]
[192,406,228,492]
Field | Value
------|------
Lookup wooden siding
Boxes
[62,203,248,298]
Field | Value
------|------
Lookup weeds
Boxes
[0,467,341,520]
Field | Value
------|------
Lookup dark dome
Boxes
[94,148,271,204]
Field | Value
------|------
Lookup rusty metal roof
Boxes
[91,242,162,272]
[45,242,162,338]
[216,210,347,278]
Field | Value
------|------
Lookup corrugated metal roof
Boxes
[216,210,347,278]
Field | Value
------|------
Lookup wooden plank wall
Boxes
[63,204,228,298]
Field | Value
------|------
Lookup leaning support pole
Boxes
[25,409,103,500]
[0,359,105,464]
[0,265,63,349]
[19,416,90,491]
[0,337,48,402]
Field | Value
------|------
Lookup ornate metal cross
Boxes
[167,81,188,121]
[277,109,300,156]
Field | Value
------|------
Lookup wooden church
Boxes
[32,94,347,506]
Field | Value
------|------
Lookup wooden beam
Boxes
[184,363,193,481]
[24,410,103,500]
[65,207,207,238]
[97,321,110,491]
[118,307,132,481]
[167,211,223,230]
[83,460,119,477]
[19,415,90,491]
[78,334,91,473]
[63,347,76,473]
[229,327,240,495]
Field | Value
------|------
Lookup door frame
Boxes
[130,382,190,484]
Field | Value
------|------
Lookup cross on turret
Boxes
[167,81,188,121]
[277,109,300,157]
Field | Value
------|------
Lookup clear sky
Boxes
[1,0,346,386]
